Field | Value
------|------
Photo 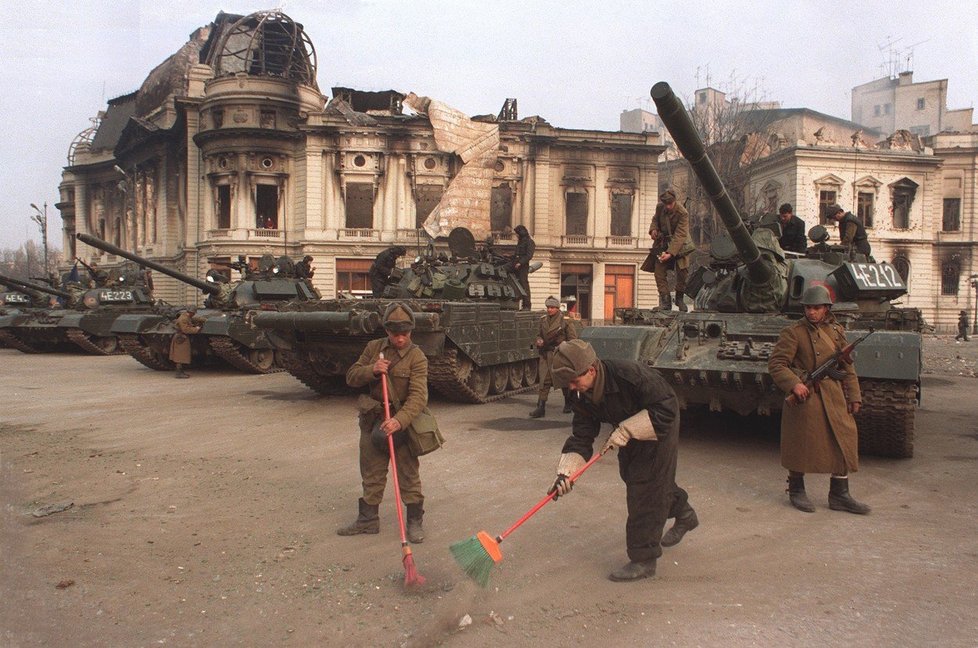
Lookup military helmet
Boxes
[383,302,415,332]
[550,339,598,388]
[800,285,833,306]
[544,296,560,308]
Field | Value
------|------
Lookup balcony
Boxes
[339,228,379,240]
[250,228,282,239]
[208,229,232,238]
[561,234,593,247]
[605,236,639,248]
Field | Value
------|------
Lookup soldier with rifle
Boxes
[529,296,579,419]
[648,189,694,312]
[768,285,871,515]
[76,257,110,287]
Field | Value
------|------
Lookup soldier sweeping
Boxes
[529,296,579,418]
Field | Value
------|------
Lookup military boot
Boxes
[675,291,688,312]
[406,503,425,544]
[828,477,871,515]
[653,292,672,311]
[529,399,546,418]
[786,474,815,513]
[336,498,380,535]
[174,364,189,379]
[661,507,699,547]
[608,560,656,582]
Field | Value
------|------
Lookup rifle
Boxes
[785,328,873,405]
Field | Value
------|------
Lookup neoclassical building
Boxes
[59,10,663,323]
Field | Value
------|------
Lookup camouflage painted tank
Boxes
[250,228,541,402]
[0,268,158,355]
[0,280,51,350]
[581,82,921,458]
[77,234,320,374]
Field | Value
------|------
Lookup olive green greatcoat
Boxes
[169,311,202,365]
[536,311,579,400]
[649,202,693,271]
[768,314,862,474]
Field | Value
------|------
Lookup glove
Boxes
[548,452,586,500]
[604,411,657,450]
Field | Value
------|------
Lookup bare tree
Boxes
[0,242,64,283]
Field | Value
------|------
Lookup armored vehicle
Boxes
[581,82,921,458]
[0,269,157,354]
[249,228,541,402]
[77,233,320,374]
[0,281,50,350]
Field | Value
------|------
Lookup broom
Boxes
[380,355,425,589]
[450,445,612,587]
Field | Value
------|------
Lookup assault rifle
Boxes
[785,328,874,405]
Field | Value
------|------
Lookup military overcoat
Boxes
[169,311,202,365]
[649,202,693,270]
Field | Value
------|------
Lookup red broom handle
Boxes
[496,446,611,543]
[380,354,409,546]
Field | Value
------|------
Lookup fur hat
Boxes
[825,204,844,218]
[383,302,415,332]
[551,340,598,388]
[659,189,677,203]
[544,296,560,308]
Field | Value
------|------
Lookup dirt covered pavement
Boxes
[2,337,977,647]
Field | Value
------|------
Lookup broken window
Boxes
[857,192,875,228]
[415,185,443,228]
[818,190,837,224]
[256,185,278,229]
[565,191,588,236]
[216,185,231,229]
[610,193,633,237]
[941,263,960,296]
[490,183,513,233]
[943,198,961,232]
[892,256,911,285]
[345,182,374,229]
[891,184,917,230]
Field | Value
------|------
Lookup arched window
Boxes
[892,255,911,288]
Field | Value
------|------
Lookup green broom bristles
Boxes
[450,533,499,588]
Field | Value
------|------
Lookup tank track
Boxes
[855,379,916,459]
[208,337,282,375]
[0,329,39,353]
[66,328,124,356]
[276,349,349,395]
[429,348,536,404]
[118,334,174,371]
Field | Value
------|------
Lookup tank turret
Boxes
[0,272,73,301]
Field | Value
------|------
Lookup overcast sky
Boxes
[1,0,975,251]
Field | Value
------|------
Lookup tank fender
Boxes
[848,330,921,382]
[111,314,169,334]
[56,313,86,328]
[581,325,668,363]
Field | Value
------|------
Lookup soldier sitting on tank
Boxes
[777,203,807,253]
[369,246,407,297]
[170,309,203,379]
[649,189,694,312]
[826,204,872,259]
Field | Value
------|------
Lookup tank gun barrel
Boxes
[76,233,221,295]
[650,82,772,285]
[0,272,71,299]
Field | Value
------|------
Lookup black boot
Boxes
[675,291,687,312]
[661,507,699,547]
[529,399,546,418]
[336,498,380,535]
[174,363,189,379]
[787,474,815,513]
[653,292,672,311]
[828,477,871,514]
[609,560,656,582]
[406,502,425,544]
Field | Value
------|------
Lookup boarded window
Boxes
[943,198,961,232]
[818,190,837,224]
[336,259,373,296]
[610,193,633,237]
[857,192,875,228]
[565,192,588,235]
[941,263,959,296]
[491,183,513,233]
[345,183,374,229]
[216,185,231,229]
[256,185,278,229]
[415,185,443,227]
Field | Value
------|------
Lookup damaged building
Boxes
[60,10,663,323]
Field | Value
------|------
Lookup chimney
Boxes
[898,71,913,85]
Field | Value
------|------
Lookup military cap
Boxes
[383,302,415,332]
[550,339,598,388]
[544,296,560,308]
[825,204,844,218]
[800,285,833,306]
[659,189,677,203]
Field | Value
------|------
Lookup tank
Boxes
[581,82,921,458]
[77,233,320,374]
[0,269,158,354]
[0,280,51,350]
[249,227,542,402]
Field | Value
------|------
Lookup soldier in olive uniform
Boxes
[529,296,579,418]
[649,189,694,312]
[827,205,871,258]
[509,225,536,310]
[170,309,202,379]
[768,285,870,514]
[338,302,429,543]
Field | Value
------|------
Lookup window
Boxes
[610,193,633,237]
[565,191,588,235]
[857,192,875,228]
[256,185,278,229]
[698,92,707,105]
[336,259,373,296]
[415,185,443,227]
[345,182,374,229]
[216,185,231,229]
[943,198,961,231]
[917,98,925,110]
[819,190,837,224]
[890,178,918,230]
[490,183,513,233]
[874,105,881,117]
[941,263,959,296]
[884,103,891,115]
[892,256,910,284]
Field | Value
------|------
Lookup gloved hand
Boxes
[604,411,657,450]
[548,452,586,500]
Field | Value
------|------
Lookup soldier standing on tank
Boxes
[338,302,429,543]
[369,246,407,297]
[295,255,316,280]
[170,309,202,379]
[777,203,807,253]
[508,225,536,310]
[768,285,871,515]
[529,296,579,419]
[649,189,693,312]
[827,205,872,258]
[956,310,970,342]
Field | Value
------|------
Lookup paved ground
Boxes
[1,336,976,647]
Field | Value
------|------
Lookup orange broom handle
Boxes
[380,354,409,547]
[496,446,612,543]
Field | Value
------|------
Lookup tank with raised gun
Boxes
[581,82,921,458]
[77,233,320,374]
[0,268,157,354]
[249,227,542,402]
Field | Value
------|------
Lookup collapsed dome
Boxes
[212,11,318,89]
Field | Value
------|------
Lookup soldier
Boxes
[649,189,694,312]
[339,302,429,543]
[548,340,699,582]
[777,203,807,253]
[956,310,970,342]
[295,255,316,280]
[509,225,536,310]
[529,296,579,419]
[827,205,871,258]
[170,309,202,379]
[768,285,870,514]
[369,246,407,297]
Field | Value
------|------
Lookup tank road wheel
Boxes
[508,362,524,390]
[523,358,540,387]
[247,348,276,372]
[489,365,509,395]
[466,366,492,400]
[92,336,120,354]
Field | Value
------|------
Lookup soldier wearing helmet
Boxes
[768,284,871,515]
[340,302,430,543]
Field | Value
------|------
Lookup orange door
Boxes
[604,265,635,323]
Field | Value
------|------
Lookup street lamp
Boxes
[29,202,49,276]
[970,274,978,334]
